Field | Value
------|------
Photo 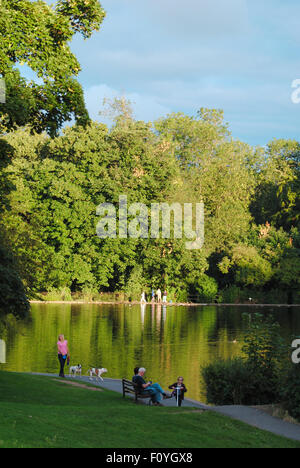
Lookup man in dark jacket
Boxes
[132,367,171,406]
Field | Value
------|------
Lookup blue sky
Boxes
[53,1,300,145]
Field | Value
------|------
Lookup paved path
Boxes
[31,373,300,443]
[212,405,300,442]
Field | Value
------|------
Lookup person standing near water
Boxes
[163,290,167,303]
[57,334,69,378]
[156,288,162,303]
[151,289,155,302]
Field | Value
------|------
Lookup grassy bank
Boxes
[0,372,299,448]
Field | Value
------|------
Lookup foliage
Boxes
[218,285,243,304]
[0,234,29,318]
[155,112,256,252]
[0,122,195,296]
[202,358,252,405]
[242,314,287,404]
[282,363,300,422]
[0,86,299,303]
[0,111,299,302]
[230,245,273,288]
[250,139,300,231]
[202,315,288,405]
[124,265,145,301]
[0,0,105,135]
[192,274,218,302]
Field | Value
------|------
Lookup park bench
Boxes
[122,378,153,405]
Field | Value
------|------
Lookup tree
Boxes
[155,111,256,252]
[275,242,300,303]
[0,0,105,135]
[251,139,300,230]
[0,228,29,318]
[99,95,135,128]
[0,118,184,293]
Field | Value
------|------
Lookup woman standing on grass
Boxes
[57,334,69,378]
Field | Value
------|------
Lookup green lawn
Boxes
[0,371,299,448]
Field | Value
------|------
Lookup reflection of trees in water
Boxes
[0,339,6,363]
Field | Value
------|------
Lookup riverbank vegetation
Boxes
[0,1,299,319]
[0,371,298,448]
[202,314,300,421]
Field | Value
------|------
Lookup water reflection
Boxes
[141,303,146,327]
[0,339,5,363]
[0,304,299,402]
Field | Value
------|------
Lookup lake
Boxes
[0,303,299,402]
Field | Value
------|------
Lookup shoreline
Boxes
[30,300,300,307]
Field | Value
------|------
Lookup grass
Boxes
[0,372,299,448]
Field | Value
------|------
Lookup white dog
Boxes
[87,367,108,382]
[69,364,82,377]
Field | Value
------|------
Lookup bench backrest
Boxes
[122,378,139,394]
[122,378,152,398]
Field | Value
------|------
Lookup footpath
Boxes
[32,373,300,443]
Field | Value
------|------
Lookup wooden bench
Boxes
[122,378,153,405]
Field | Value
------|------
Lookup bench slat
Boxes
[122,378,152,403]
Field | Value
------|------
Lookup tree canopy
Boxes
[0,105,299,305]
[0,0,105,136]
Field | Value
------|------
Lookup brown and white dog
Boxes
[87,367,108,382]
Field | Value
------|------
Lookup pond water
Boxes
[0,303,299,402]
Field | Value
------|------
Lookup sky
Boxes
[52,0,300,146]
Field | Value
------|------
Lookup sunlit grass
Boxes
[0,372,299,448]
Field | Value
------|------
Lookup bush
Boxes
[194,274,218,302]
[173,288,188,303]
[218,285,242,303]
[202,359,284,406]
[124,266,146,302]
[44,287,72,301]
[202,358,253,405]
[202,315,287,405]
[232,245,273,288]
[282,364,300,422]
[242,314,286,404]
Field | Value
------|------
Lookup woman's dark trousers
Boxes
[58,354,66,377]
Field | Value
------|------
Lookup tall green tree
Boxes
[251,139,300,230]
[0,0,105,136]
[0,232,29,318]
[155,110,256,252]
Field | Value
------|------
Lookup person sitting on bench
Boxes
[132,367,172,406]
